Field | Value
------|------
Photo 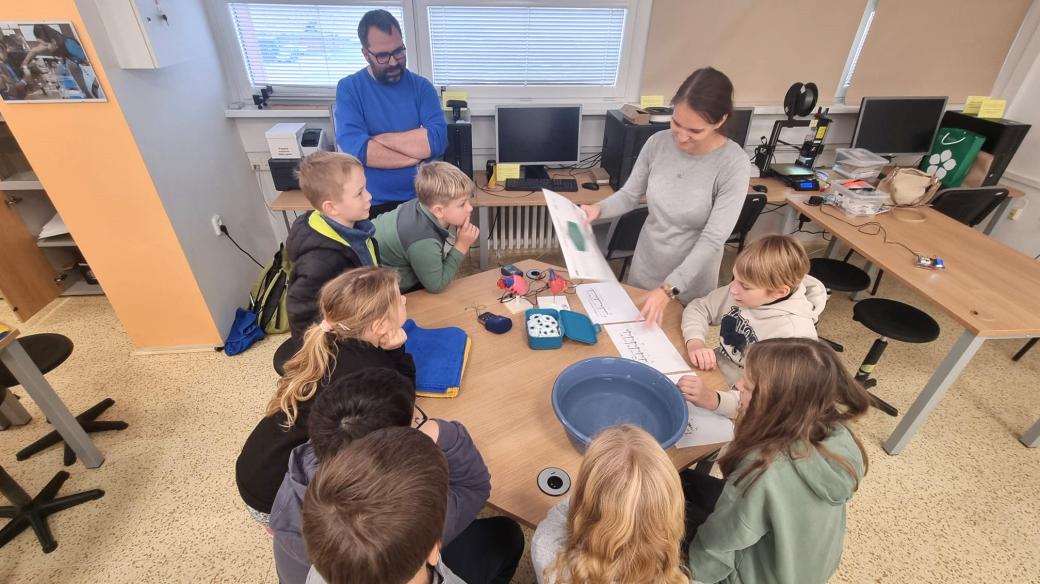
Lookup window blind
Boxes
[426,5,626,86]
[228,3,405,88]
[844,0,1031,103]
[641,0,866,105]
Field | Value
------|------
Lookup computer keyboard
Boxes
[504,178,579,192]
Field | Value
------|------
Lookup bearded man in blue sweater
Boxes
[335,9,447,218]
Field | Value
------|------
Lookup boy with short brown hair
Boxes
[373,161,479,293]
[302,427,460,584]
[286,151,379,337]
[678,235,827,417]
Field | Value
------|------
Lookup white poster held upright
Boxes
[541,189,616,281]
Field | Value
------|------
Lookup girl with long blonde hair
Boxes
[532,424,689,584]
[686,337,870,584]
[235,267,414,525]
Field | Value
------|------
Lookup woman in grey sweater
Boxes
[583,68,750,324]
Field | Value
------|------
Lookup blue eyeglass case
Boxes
[524,308,600,350]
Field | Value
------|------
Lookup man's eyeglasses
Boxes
[367,46,406,65]
[412,404,428,429]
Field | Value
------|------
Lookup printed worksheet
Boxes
[666,373,735,448]
[542,189,617,281]
[604,321,690,374]
[576,281,642,324]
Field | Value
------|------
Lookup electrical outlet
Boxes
[211,214,225,236]
[1009,208,1023,221]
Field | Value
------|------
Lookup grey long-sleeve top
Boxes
[598,131,751,303]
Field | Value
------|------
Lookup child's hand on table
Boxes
[686,339,717,370]
[677,375,720,411]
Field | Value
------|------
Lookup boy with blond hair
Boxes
[677,235,827,418]
[373,161,479,293]
[286,151,379,338]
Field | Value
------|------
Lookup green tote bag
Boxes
[919,127,986,188]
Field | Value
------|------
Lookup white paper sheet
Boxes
[37,213,70,239]
[666,373,735,448]
[576,281,642,324]
[604,322,690,374]
[542,189,617,281]
[536,296,571,311]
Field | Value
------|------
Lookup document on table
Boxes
[542,189,616,281]
[536,296,571,311]
[576,281,642,324]
[604,322,690,374]
[666,373,735,448]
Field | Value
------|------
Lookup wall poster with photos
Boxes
[0,21,105,103]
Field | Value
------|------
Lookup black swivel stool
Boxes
[852,298,940,417]
[808,258,872,352]
[273,336,302,377]
[0,334,127,466]
[0,463,104,553]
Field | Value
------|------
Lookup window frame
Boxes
[206,0,650,107]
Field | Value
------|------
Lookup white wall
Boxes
[78,0,278,341]
[988,5,1040,257]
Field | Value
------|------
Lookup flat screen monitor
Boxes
[496,105,582,166]
[851,97,948,156]
[725,107,754,146]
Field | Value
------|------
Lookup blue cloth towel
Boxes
[403,319,468,394]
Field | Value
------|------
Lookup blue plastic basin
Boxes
[552,357,687,451]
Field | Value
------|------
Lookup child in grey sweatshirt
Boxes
[679,236,827,417]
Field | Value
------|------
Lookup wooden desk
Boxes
[271,190,311,232]
[790,198,1040,453]
[0,330,104,468]
[406,260,726,526]
[762,171,1025,236]
[472,170,615,271]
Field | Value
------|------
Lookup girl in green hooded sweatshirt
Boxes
[686,337,870,584]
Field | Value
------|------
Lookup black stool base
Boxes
[1013,338,1036,362]
[0,469,104,553]
[867,391,899,417]
[16,399,128,466]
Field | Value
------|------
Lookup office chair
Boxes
[273,336,302,376]
[851,298,940,417]
[0,334,127,466]
[604,207,649,281]
[858,186,1010,296]
[1013,339,1036,361]
[725,194,768,252]
[807,257,872,353]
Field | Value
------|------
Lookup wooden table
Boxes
[790,197,1040,453]
[406,260,726,526]
[271,189,311,232]
[0,330,104,468]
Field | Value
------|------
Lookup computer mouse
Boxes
[752,184,768,194]
[581,182,600,190]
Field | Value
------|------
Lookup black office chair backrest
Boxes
[730,194,768,238]
[605,207,649,257]
[930,187,1009,228]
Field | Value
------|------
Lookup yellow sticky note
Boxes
[963,96,988,115]
[640,95,664,108]
[977,98,1007,119]
[495,163,521,181]
[441,91,468,108]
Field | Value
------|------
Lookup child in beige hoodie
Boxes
[678,235,827,418]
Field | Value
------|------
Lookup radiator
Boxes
[490,206,559,251]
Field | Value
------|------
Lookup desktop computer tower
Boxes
[442,122,473,178]
[602,109,670,189]
[940,111,1030,186]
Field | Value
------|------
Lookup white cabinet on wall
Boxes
[93,0,186,69]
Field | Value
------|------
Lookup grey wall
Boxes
[78,0,278,341]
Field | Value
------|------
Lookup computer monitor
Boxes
[851,97,948,156]
[496,105,582,177]
[725,107,754,146]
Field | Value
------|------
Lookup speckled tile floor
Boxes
[1,246,1038,583]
